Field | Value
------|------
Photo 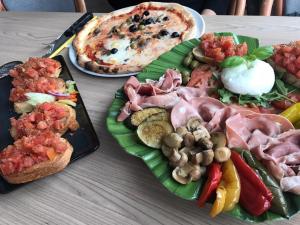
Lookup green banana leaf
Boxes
[106,33,300,222]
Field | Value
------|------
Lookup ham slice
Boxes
[171,99,201,129]
[281,176,300,194]
[117,69,182,121]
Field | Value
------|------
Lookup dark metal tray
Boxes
[0,55,100,193]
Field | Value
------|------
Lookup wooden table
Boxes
[0,12,300,225]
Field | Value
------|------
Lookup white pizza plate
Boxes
[68,6,205,78]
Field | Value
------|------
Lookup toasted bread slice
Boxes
[11,77,66,114]
[14,102,34,114]
[267,58,300,88]
[2,138,73,184]
[10,102,79,140]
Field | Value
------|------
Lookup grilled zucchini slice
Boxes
[192,47,214,64]
[145,111,169,123]
[130,108,166,127]
[137,120,173,149]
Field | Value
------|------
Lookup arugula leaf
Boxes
[218,88,233,103]
[220,56,245,68]
[275,79,288,96]
[238,94,270,108]
[251,46,274,60]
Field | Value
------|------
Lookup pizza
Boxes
[73,2,197,74]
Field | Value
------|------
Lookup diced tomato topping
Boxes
[272,42,300,78]
[10,102,70,139]
[9,77,65,102]
[0,131,68,176]
[9,57,61,79]
[200,33,248,62]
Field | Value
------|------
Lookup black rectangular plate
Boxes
[0,55,100,193]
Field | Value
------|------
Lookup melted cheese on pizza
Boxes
[96,38,136,64]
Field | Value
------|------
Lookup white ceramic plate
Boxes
[68,6,205,78]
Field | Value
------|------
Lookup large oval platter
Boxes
[106,32,300,222]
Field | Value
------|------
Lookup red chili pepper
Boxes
[231,151,272,216]
[198,163,222,207]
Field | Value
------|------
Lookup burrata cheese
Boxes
[221,59,275,96]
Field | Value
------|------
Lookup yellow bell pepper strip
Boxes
[210,182,227,218]
[221,159,241,211]
[198,163,222,207]
[280,103,300,124]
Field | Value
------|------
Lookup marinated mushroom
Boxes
[176,126,189,137]
[197,137,213,150]
[183,132,195,147]
[189,164,202,181]
[169,149,180,161]
[211,132,227,148]
[161,144,173,158]
[193,127,210,142]
[202,149,214,166]
[163,133,183,148]
[186,117,203,132]
[179,146,193,154]
[177,152,188,167]
[191,152,203,164]
[169,150,188,167]
[172,164,193,184]
[214,147,231,163]
[199,166,207,176]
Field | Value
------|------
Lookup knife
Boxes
[43,12,94,58]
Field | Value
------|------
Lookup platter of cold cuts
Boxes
[107,32,300,222]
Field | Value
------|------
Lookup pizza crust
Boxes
[73,2,197,74]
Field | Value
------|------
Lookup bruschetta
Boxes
[9,57,61,79]
[268,41,300,88]
[10,77,66,114]
[0,131,73,184]
[10,102,79,140]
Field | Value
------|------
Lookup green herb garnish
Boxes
[220,46,274,68]
[218,88,234,103]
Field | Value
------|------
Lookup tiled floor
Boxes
[86,0,114,13]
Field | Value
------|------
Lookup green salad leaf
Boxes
[220,46,274,68]
[250,46,274,60]
[220,56,245,68]
[218,88,234,103]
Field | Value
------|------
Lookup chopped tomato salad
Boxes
[200,33,248,62]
